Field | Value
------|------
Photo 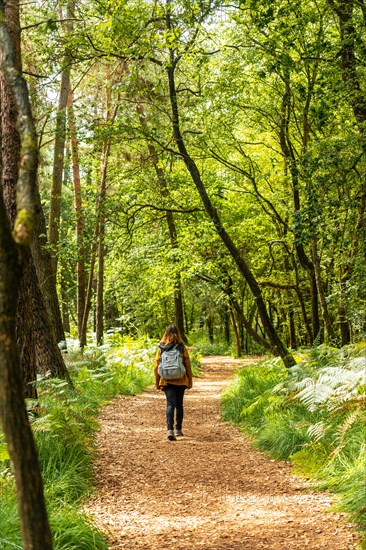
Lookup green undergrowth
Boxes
[189,348,203,376]
[222,343,366,545]
[190,330,264,357]
[190,335,263,357]
[0,336,156,549]
[192,339,236,357]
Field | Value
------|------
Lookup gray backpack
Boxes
[158,345,186,380]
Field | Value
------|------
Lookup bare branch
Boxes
[129,203,202,214]
[21,18,81,31]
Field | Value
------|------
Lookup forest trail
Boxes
[85,357,358,549]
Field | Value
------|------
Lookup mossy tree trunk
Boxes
[0,0,69,392]
[31,181,66,345]
[0,196,53,548]
[0,0,53,545]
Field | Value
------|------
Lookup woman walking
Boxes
[154,325,193,441]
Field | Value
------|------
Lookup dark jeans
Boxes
[163,384,186,431]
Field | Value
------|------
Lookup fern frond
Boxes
[296,381,333,411]
[307,421,328,441]
[336,409,364,440]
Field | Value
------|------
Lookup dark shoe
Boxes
[175,429,184,437]
[167,430,176,441]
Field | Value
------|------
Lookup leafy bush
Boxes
[221,344,366,539]
[0,337,154,549]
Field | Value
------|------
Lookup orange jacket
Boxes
[154,346,193,390]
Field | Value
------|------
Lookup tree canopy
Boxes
[6,0,366,352]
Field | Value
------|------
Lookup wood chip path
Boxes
[84,356,359,549]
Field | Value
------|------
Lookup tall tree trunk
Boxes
[207,315,214,344]
[229,308,242,357]
[60,261,71,334]
[31,183,66,345]
[95,95,119,345]
[48,0,74,283]
[224,305,230,345]
[48,70,70,279]
[165,38,295,367]
[288,306,297,349]
[0,2,53,545]
[328,0,366,137]
[279,77,320,342]
[96,202,105,345]
[137,104,187,341]
[95,141,111,344]
[0,197,53,548]
[80,227,97,348]
[311,237,336,343]
[16,255,37,398]
[1,73,38,396]
[67,84,86,342]
[1,0,69,390]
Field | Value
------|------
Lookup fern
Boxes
[222,343,366,540]
[331,408,366,459]
[307,421,328,442]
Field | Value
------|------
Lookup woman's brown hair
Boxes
[160,324,184,345]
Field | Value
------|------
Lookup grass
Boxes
[0,335,156,549]
[221,343,366,544]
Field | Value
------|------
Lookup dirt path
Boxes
[85,357,359,549]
